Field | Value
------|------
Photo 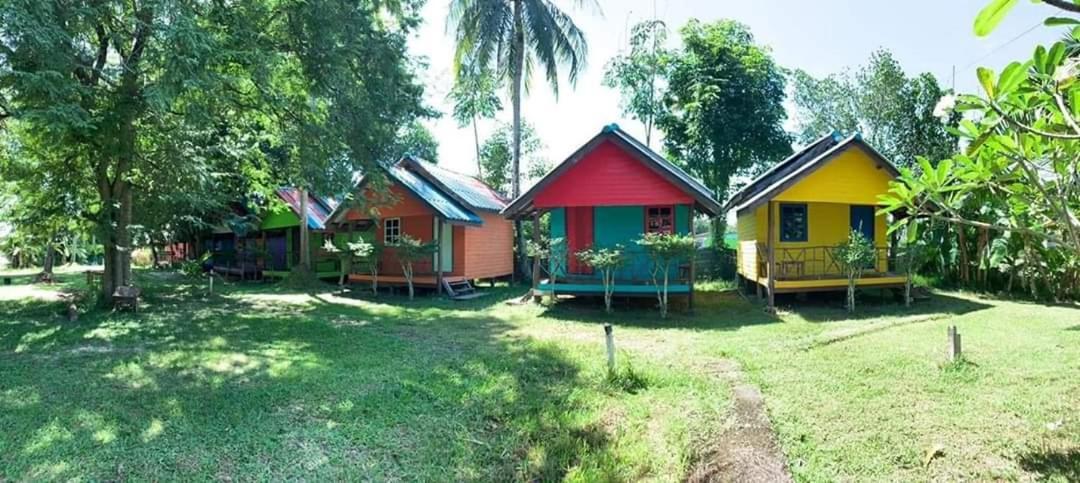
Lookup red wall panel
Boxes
[533,140,694,208]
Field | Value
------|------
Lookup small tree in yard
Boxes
[834,230,876,312]
[527,236,565,304]
[577,245,627,314]
[637,232,697,318]
[395,235,436,300]
[324,238,378,290]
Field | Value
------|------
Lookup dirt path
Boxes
[688,359,793,483]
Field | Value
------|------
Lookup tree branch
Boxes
[1043,0,1080,14]
[989,101,1080,139]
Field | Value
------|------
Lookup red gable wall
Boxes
[533,140,694,208]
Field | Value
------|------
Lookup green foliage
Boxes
[881,13,1080,300]
[394,234,436,300]
[449,0,595,204]
[974,0,1020,36]
[637,232,696,318]
[448,63,502,172]
[179,252,213,279]
[576,245,627,314]
[386,121,440,164]
[479,122,549,195]
[790,49,958,168]
[833,230,876,312]
[659,20,791,220]
[603,20,672,147]
[0,0,430,298]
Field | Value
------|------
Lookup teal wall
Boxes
[547,204,692,281]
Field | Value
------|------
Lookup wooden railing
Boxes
[545,247,693,286]
[755,244,903,281]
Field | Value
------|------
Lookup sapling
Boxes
[577,245,627,313]
[833,229,876,312]
[395,234,436,300]
[637,232,696,318]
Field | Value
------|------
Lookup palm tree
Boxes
[448,64,502,176]
[448,0,595,273]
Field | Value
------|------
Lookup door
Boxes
[267,234,287,270]
[850,205,875,242]
[432,218,453,273]
[566,206,594,275]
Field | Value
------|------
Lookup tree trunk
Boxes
[42,242,55,275]
[299,188,311,271]
[511,0,528,277]
[473,116,483,178]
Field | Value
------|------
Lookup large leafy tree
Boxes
[0,0,428,299]
[791,49,957,168]
[603,19,672,148]
[478,121,547,195]
[448,0,596,273]
[448,64,502,174]
[659,20,791,231]
[882,1,1080,300]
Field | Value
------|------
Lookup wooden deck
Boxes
[347,274,466,287]
[537,279,690,297]
[755,274,907,293]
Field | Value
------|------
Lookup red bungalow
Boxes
[502,124,722,305]
[328,156,513,296]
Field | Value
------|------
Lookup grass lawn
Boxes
[0,267,1077,481]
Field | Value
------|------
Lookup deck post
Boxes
[688,204,696,313]
[435,217,443,295]
[532,212,541,291]
[767,201,776,311]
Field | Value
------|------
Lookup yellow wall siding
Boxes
[736,210,759,279]
[773,146,895,205]
[732,145,896,281]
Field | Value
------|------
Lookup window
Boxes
[780,204,808,242]
[646,206,674,234]
[383,218,401,244]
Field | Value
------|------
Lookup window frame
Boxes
[645,205,675,235]
[779,203,808,243]
[383,217,401,245]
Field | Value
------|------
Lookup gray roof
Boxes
[723,132,900,214]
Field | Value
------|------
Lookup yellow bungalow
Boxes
[724,132,907,308]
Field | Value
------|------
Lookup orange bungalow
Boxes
[327,156,513,297]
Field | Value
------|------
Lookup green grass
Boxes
[0,267,1077,481]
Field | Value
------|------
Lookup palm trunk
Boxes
[473,116,483,178]
[299,188,310,271]
[511,0,528,277]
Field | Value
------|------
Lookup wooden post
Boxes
[766,201,776,311]
[435,217,443,295]
[688,204,696,313]
[531,212,541,291]
[948,325,962,361]
[209,274,214,295]
[604,323,615,372]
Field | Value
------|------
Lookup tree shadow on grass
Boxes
[1019,448,1079,481]
[537,288,782,331]
[0,272,617,481]
[777,290,992,323]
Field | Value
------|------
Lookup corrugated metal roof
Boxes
[275,188,339,230]
[722,133,901,213]
[405,158,508,212]
[385,165,482,225]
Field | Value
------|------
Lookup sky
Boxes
[408,0,1062,178]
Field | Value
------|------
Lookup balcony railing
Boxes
[755,244,904,281]
[545,246,693,286]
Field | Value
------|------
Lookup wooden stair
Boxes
[443,278,486,300]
